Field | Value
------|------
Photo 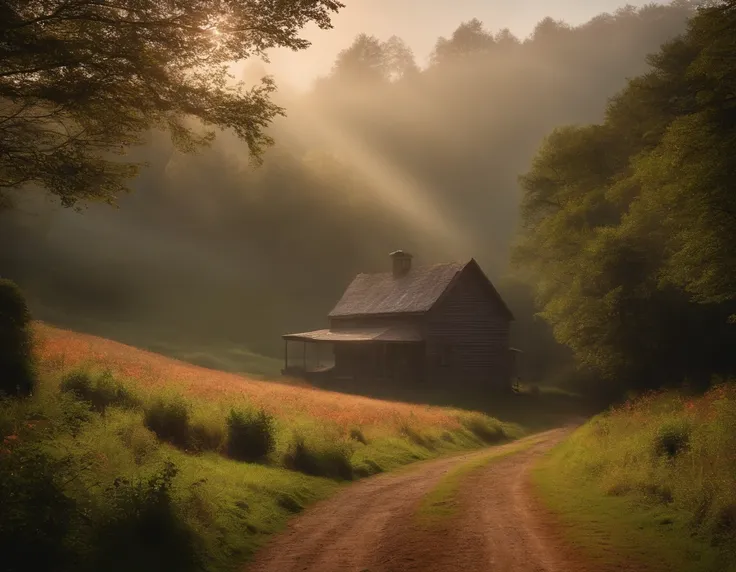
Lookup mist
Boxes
[0,2,696,378]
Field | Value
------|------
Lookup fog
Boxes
[0,1,695,378]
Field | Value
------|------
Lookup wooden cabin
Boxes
[282,250,518,393]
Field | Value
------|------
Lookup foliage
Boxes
[225,408,275,463]
[0,331,531,572]
[0,3,698,381]
[533,382,736,570]
[0,442,80,572]
[458,412,507,444]
[60,368,140,413]
[144,397,191,449]
[86,461,203,572]
[283,433,353,480]
[0,0,343,207]
[514,0,736,390]
[0,278,34,396]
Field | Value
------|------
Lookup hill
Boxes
[533,384,736,572]
[2,323,529,572]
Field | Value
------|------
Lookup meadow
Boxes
[533,383,736,572]
[1,322,524,572]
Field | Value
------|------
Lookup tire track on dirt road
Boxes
[245,427,577,572]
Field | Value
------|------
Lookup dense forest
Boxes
[0,1,704,388]
[515,0,736,393]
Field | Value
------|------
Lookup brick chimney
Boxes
[390,250,413,278]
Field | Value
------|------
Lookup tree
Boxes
[514,0,736,391]
[382,36,419,82]
[0,0,343,208]
[330,34,388,83]
[430,19,495,66]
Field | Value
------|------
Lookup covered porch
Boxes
[281,326,425,386]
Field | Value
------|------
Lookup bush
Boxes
[86,461,203,572]
[459,412,506,444]
[144,399,191,449]
[60,370,140,414]
[225,409,275,462]
[0,279,34,397]
[283,435,353,481]
[0,442,81,572]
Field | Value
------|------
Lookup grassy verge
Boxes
[416,435,544,525]
[1,326,528,572]
[532,383,736,572]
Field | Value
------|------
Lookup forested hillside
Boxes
[0,2,697,381]
[515,0,736,394]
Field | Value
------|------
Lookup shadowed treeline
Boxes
[0,2,697,382]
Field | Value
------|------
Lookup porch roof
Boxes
[282,325,423,343]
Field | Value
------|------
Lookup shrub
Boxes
[86,461,203,572]
[283,435,353,481]
[459,412,506,444]
[117,423,160,465]
[0,443,80,572]
[225,409,275,462]
[144,398,191,449]
[0,279,34,397]
[60,370,140,414]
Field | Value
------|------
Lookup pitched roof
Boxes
[328,261,468,318]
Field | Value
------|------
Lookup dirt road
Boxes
[246,428,583,572]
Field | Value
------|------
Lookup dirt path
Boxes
[245,428,581,572]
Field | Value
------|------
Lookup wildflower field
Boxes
[1,322,525,572]
[532,383,736,572]
[34,322,485,435]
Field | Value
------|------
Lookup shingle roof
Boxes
[328,261,468,318]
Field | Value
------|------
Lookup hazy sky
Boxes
[264,0,674,91]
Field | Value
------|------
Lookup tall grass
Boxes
[0,335,525,572]
[534,382,736,571]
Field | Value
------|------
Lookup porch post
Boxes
[303,341,307,371]
[284,339,288,370]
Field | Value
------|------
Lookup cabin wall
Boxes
[425,267,512,391]
[329,315,423,330]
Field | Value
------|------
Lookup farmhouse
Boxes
[282,250,519,393]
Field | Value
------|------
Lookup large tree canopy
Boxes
[0,0,342,207]
[514,0,736,391]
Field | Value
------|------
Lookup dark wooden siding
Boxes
[424,264,511,390]
[329,315,423,331]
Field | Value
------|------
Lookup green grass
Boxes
[416,435,544,525]
[532,382,736,572]
[1,363,528,572]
